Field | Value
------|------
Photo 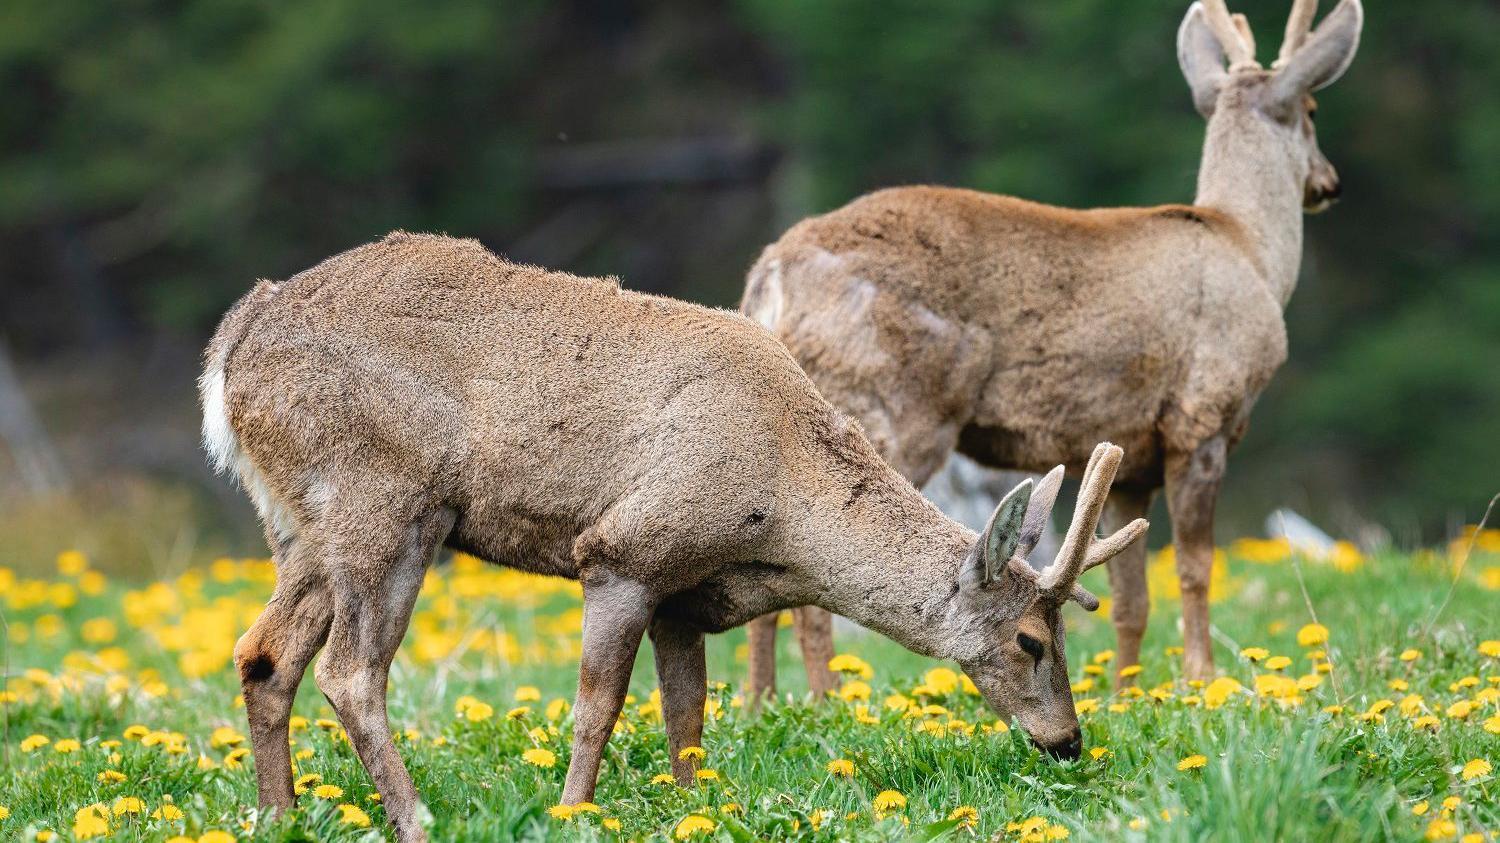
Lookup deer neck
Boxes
[777,457,975,661]
[1193,109,1307,307]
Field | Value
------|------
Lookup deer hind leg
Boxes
[744,613,780,709]
[1103,487,1154,685]
[313,507,454,843]
[234,538,332,812]
[792,607,838,696]
[649,615,706,787]
[560,570,654,805]
[1165,437,1227,681]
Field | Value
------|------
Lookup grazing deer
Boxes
[200,232,1144,841]
[742,0,1362,687]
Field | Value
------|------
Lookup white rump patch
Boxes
[198,359,238,478]
[198,349,297,542]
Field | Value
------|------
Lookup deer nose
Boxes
[1039,730,1082,761]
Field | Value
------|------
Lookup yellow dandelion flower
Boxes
[827,758,856,777]
[694,768,719,781]
[1093,650,1115,664]
[336,804,371,827]
[1075,698,1099,715]
[720,803,741,815]
[1461,758,1491,780]
[1240,647,1270,662]
[313,784,345,799]
[947,806,978,827]
[1090,746,1110,761]
[1083,664,1105,676]
[678,746,706,762]
[1424,818,1456,840]
[198,831,236,843]
[1442,796,1462,811]
[97,770,127,784]
[1265,655,1292,671]
[673,815,716,838]
[603,817,621,831]
[1389,679,1410,691]
[53,739,81,754]
[1484,715,1500,735]
[1412,715,1440,731]
[72,807,109,839]
[872,790,906,812]
[827,654,873,679]
[21,735,50,752]
[1400,649,1422,662]
[153,804,185,821]
[514,686,542,702]
[1296,624,1329,647]
[546,698,570,720]
[464,702,494,722]
[314,718,340,730]
[506,706,531,720]
[224,747,250,768]
[210,727,245,749]
[547,804,575,821]
[924,667,960,695]
[522,747,556,768]
[1203,677,1244,709]
[1447,701,1474,720]
[0,805,8,821]
[111,797,143,817]
[839,680,872,702]
[1119,665,1143,678]
[1412,801,1430,816]
[289,716,309,731]
[651,773,676,785]
[1177,754,1207,771]
[123,725,149,741]
[1480,640,1500,658]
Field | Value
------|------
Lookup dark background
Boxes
[1,0,1495,572]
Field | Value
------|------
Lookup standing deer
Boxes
[742,0,1362,688]
[201,232,1145,841]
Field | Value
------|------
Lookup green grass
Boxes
[1,544,1498,841]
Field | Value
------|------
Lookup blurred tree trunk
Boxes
[0,338,69,494]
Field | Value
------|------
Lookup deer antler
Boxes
[1276,0,1320,67]
[1019,443,1148,611]
[1201,0,1261,71]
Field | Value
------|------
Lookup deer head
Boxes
[945,443,1147,760]
[1178,0,1363,212]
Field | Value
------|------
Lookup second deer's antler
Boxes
[1277,0,1320,67]
[1201,0,1261,70]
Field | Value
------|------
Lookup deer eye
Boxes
[1017,633,1044,661]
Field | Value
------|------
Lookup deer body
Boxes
[204,232,1144,841]
[746,191,1287,487]
[742,0,1362,687]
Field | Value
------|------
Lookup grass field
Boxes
[2,533,1498,841]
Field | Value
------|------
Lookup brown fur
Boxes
[741,0,1362,685]
[203,232,1145,840]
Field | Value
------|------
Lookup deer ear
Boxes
[965,478,1031,588]
[1271,0,1362,102]
[1178,2,1228,117]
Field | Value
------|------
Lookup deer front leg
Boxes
[744,612,779,710]
[560,571,654,805]
[648,616,706,786]
[1165,437,1227,681]
[792,607,839,697]
[1103,488,1153,685]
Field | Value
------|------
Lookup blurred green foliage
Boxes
[0,0,1494,534]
